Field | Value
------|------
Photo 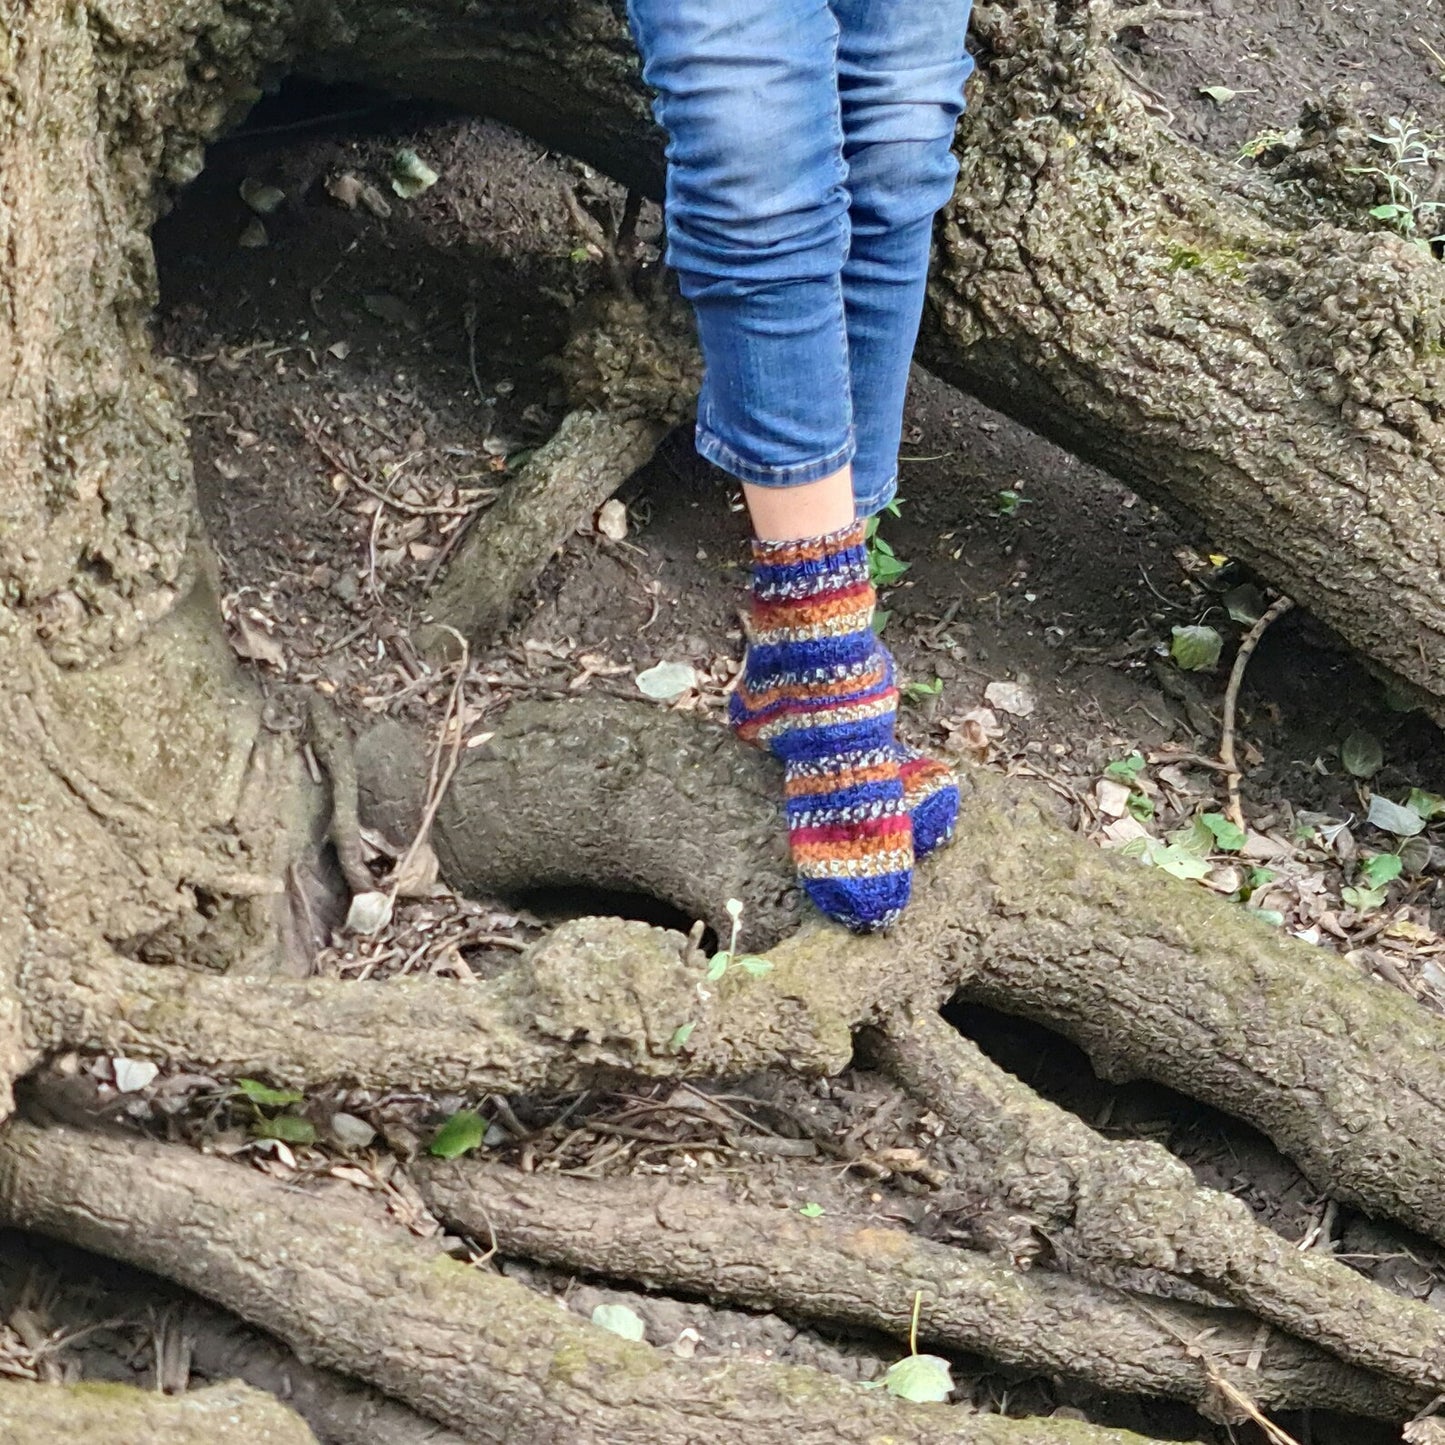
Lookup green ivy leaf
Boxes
[883,1354,954,1403]
[1342,885,1387,914]
[253,1114,316,1145]
[236,1078,303,1109]
[1170,625,1223,672]
[590,1304,646,1341]
[429,1110,485,1159]
[1359,852,1404,889]
[1125,791,1156,823]
[1198,812,1247,853]
[1340,730,1384,779]
[798,1202,825,1219]
[1104,752,1146,783]
[1407,788,1445,821]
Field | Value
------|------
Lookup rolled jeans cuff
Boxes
[853,470,898,519]
[695,424,856,489]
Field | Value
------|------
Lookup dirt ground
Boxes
[9,9,1441,1440]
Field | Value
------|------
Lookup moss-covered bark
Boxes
[0,1120,1165,1445]
[0,1378,318,1445]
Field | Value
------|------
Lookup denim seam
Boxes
[696,425,856,488]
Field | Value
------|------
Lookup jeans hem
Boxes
[854,472,898,519]
[696,426,856,489]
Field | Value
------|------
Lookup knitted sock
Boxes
[729,521,912,932]
[894,743,959,858]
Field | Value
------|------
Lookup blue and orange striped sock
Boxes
[895,743,959,858]
[729,521,912,932]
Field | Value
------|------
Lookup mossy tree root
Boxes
[0,1120,1166,1445]
[864,1009,1445,1398]
[0,1378,318,1445]
[412,1159,1421,1422]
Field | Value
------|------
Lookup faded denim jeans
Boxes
[626,0,974,517]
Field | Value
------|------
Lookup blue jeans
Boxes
[627,0,974,517]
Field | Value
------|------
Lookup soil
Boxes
[29,12,1436,1440]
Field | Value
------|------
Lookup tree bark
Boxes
[414,1160,1422,1420]
[0,1379,318,1445]
[0,1120,1166,1445]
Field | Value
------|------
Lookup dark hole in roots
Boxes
[506,884,720,956]
[214,75,453,149]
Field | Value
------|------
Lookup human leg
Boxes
[833,0,975,517]
[627,0,913,930]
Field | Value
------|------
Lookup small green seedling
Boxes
[706,898,774,982]
[865,500,911,588]
[233,1078,315,1146]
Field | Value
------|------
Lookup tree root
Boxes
[412,1159,1421,1422]
[363,696,1445,1255]
[420,410,667,656]
[0,1120,1168,1445]
[0,1230,468,1445]
[0,1378,318,1445]
[864,1009,1445,1398]
[355,699,803,943]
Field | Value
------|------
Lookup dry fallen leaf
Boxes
[1094,778,1133,819]
[391,840,440,899]
[229,615,286,669]
[984,679,1037,718]
[596,498,628,542]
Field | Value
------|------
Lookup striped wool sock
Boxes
[729,521,912,932]
[895,743,959,858]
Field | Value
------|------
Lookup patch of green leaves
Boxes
[253,1115,316,1145]
[1342,885,1388,914]
[429,1110,486,1160]
[902,678,943,705]
[1104,752,1147,784]
[865,506,911,589]
[1197,812,1247,852]
[1359,852,1404,889]
[1407,788,1445,821]
[1121,837,1212,882]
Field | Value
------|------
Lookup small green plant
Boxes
[902,677,943,705]
[705,898,773,982]
[994,488,1035,517]
[233,1077,316,1145]
[1349,117,1445,250]
[865,499,910,588]
[1238,128,1294,162]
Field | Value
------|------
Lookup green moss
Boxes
[1165,241,1253,277]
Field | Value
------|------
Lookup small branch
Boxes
[1219,596,1294,828]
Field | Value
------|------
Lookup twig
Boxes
[388,630,470,910]
[1220,595,1294,829]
